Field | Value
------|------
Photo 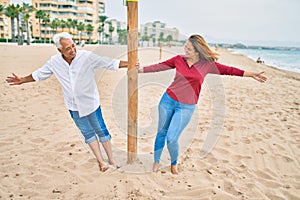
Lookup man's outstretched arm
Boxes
[6,73,35,85]
[119,61,128,68]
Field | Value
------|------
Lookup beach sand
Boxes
[0,44,299,199]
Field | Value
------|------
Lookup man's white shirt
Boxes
[32,50,120,117]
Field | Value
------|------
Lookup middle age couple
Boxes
[20,32,267,174]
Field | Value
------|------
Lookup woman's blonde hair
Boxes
[188,34,219,62]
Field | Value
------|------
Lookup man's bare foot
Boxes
[99,162,109,172]
[108,159,120,169]
[153,162,160,172]
[171,165,178,174]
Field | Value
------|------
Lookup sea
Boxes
[229,48,300,74]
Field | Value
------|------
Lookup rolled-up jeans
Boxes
[154,92,195,165]
[69,106,111,144]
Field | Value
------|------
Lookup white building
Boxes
[104,19,126,44]
[140,21,179,45]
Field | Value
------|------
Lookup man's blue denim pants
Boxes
[69,106,111,144]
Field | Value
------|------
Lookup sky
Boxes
[105,0,300,47]
[10,0,300,47]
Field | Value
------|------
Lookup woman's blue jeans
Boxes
[154,92,195,165]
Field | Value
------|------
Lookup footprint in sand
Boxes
[256,148,267,155]
[31,174,49,183]
[223,180,242,196]
[63,161,77,170]
[214,147,230,155]
[253,137,263,142]
[29,137,47,144]
[280,155,294,163]
[240,137,251,144]
[255,169,274,180]
[231,154,252,163]
[272,143,285,151]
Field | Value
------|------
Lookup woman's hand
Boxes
[244,71,267,83]
[252,71,267,83]
[136,62,143,73]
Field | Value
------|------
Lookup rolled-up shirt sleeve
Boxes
[32,60,53,81]
[90,53,120,71]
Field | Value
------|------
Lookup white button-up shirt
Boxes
[32,50,120,117]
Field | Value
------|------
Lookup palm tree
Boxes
[108,22,114,44]
[14,4,23,45]
[5,4,18,42]
[60,19,67,32]
[50,18,61,34]
[166,35,173,47]
[66,18,73,34]
[35,10,46,42]
[23,13,31,45]
[152,37,156,47]
[98,15,108,44]
[77,22,85,42]
[0,5,4,38]
[72,19,78,36]
[117,29,127,45]
[158,32,164,46]
[97,26,103,44]
[0,5,4,13]
[86,24,94,44]
[22,3,34,45]
[42,13,50,43]
[141,35,150,47]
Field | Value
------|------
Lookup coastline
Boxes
[1,44,299,199]
[227,47,300,74]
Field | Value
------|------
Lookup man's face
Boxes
[58,38,77,61]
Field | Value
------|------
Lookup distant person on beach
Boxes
[256,57,264,64]
[6,32,128,172]
[138,34,267,174]
[81,40,85,47]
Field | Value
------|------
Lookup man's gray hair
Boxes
[52,32,73,49]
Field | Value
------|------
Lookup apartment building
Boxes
[31,0,105,42]
[0,0,11,39]
[140,21,179,44]
[105,19,126,43]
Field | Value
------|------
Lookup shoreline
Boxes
[228,47,300,74]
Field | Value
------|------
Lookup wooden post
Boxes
[159,43,162,60]
[127,0,138,163]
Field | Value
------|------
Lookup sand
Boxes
[0,43,299,199]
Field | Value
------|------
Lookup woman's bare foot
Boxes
[99,161,109,172]
[171,165,178,174]
[153,162,160,172]
[108,159,120,169]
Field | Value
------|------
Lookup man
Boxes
[6,32,128,172]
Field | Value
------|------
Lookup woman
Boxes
[138,34,267,174]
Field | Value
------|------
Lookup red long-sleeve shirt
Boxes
[143,55,245,104]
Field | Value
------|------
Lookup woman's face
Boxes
[184,40,198,59]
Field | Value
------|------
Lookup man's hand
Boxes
[6,73,23,85]
[6,73,35,85]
